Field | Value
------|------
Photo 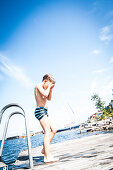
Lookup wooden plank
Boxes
[1,133,113,169]
[14,133,113,169]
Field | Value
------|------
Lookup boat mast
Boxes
[67,103,79,124]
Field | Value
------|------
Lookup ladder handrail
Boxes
[0,103,25,124]
[0,104,34,169]
[0,111,24,157]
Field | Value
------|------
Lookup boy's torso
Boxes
[35,84,48,109]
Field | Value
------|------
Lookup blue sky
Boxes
[0,0,113,138]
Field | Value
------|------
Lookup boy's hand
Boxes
[50,83,55,89]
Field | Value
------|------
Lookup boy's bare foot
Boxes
[41,148,45,154]
[44,155,59,163]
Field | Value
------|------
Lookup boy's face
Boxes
[43,80,52,89]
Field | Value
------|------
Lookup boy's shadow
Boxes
[17,155,44,165]
[17,155,44,167]
[33,156,44,166]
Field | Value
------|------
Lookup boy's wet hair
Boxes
[42,74,56,84]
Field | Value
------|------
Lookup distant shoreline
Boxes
[0,124,80,141]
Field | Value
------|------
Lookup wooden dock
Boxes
[1,132,113,169]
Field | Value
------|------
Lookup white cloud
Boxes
[90,79,98,94]
[109,57,113,63]
[90,78,113,106]
[100,79,113,101]
[0,55,33,88]
[92,50,101,55]
[107,10,113,17]
[0,74,3,81]
[88,1,99,14]
[93,68,106,74]
[99,24,113,42]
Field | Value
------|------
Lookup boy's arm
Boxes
[47,84,55,100]
[35,84,51,97]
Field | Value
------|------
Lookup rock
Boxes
[79,116,113,133]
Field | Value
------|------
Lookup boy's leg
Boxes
[40,115,51,159]
[40,116,59,163]
[41,118,57,154]
[49,118,57,143]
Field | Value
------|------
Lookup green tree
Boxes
[91,94,105,111]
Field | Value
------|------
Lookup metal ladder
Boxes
[0,103,34,169]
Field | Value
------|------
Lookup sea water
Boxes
[0,129,111,167]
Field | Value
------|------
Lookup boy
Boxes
[34,74,58,163]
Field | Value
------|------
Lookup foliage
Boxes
[91,94,113,121]
[91,94,105,110]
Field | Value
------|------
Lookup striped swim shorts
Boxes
[34,107,48,121]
